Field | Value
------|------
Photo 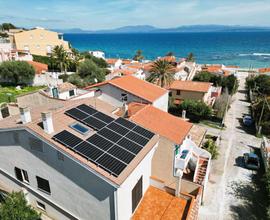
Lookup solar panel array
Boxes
[52,104,155,177]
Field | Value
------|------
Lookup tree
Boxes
[203,139,219,159]
[133,50,144,61]
[52,45,70,73]
[1,23,16,31]
[193,71,223,86]
[166,51,174,56]
[147,59,175,88]
[246,75,270,95]
[77,59,105,84]
[222,74,239,95]
[213,89,231,119]
[186,53,195,62]
[0,61,35,85]
[68,74,86,88]
[176,99,212,122]
[0,191,40,220]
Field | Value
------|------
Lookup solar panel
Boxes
[83,116,106,130]
[77,104,97,115]
[65,108,89,120]
[97,153,127,177]
[108,145,135,164]
[115,117,136,129]
[87,134,114,151]
[125,131,149,146]
[53,130,83,149]
[117,137,143,154]
[98,128,123,143]
[74,141,104,162]
[93,112,114,124]
[133,126,155,139]
[107,122,130,136]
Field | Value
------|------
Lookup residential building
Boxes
[0,98,160,220]
[10,27,69,56]
[106,58,122,70]
[107,68,145,81]
[85,75,169,112]
[89,51,105,60]
[48,82,78,100]
[169,81,214,105]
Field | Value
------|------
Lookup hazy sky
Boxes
[0,0,270,29]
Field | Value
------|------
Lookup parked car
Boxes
[243,115,253,126]
[243,153,260,170]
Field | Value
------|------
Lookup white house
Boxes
[48,82,78,100]
[85,75,169,112]
[89,51,105,60]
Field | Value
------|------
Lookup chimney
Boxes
[123,103,128,118]
[182,110,186,119]
[41,112,54,134]
[19,107,31,124]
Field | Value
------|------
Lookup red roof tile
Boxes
[169,81,212,93]
[27,61,48,74]
[131,105,192,144]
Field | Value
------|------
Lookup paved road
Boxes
[199,72,262,220]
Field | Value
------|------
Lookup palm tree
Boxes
[186,52,195,62]
[148,60,175,88]
[133,50,144,61]
[52,45,70,73]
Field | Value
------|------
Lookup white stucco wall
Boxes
[152,91,169,112]
[0,129,116,220]
[116,141,158,220]
[58,89,77,100]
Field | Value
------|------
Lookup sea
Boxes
[64,32,270,68]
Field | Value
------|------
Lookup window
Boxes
[36,176,51,194]
[132,176,143,212]
[121,93,128,102]
[176,90,181,95]
[36,201,46,211]
[69,90,75,97]
[14,167,29,183]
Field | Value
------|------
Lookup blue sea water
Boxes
[64,32,270,68]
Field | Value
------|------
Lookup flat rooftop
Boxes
[132,186,190,220]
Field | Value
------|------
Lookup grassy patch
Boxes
[0,86,44,104]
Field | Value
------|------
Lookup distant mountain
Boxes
[54,25,270,34]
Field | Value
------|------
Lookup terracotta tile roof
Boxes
[169,80,212,93]
[113,68,137,76]
[259,67,270,73]
[106,58,119,65]
[27,61,48,74]
[0,98,159,186]
[130,105,192,144]
[122,59,132,65]
[85,76,167,103]
[127,102,147,117]
[202,65,222,73]
[132,186,189,220]
[159,56,176,63]
[226,65,239,68]
[57,82,77,93]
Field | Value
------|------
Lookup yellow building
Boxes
[10,28,70,56]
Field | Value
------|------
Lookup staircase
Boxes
[194,158,209,185]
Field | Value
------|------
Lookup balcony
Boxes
[174,147,192,170]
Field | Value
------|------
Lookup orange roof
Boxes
[169,80,212,93]
[131,105,192,144]
[85,76,167,103]
[159,56,176,63]
[226,65,239,68]
[122,59,132,65]
[57,82,77,93]
[127,102,147,117]
[132,186,189,220]
[202,65,222,73]
[27,61,48,74]
[106,58,119,65]
[259,67,270,73]
[113,69,137,76]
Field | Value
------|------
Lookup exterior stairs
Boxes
[194,158,209,185]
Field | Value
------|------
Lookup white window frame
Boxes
[36,201,46,211]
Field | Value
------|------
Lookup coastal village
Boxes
[0,24,270,220]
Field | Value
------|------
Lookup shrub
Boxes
[203,139,219,159]
[178,99,212,122]
[0,191,40,220]
[68,74,86,88]
[0,61,35,85]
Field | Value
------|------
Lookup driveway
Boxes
[199,72,263,220]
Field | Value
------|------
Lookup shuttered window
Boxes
[132,176,143,213]
[36,176,51,194]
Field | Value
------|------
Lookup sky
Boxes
[0,0,270,30]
